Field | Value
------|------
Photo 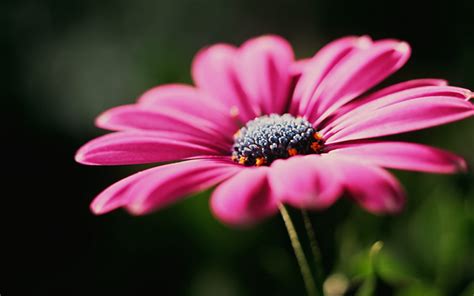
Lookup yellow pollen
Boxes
[233,130,241,139]
[314,132,323,140]
[311,142,321,152]
[238,156,248,165]
[288,148,298,156]
[255,157,265,166]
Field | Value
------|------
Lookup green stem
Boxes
[301,210,325,296]
[356,241,383,296]
[278,204,319,296]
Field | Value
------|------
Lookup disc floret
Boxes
[232,114,324,166]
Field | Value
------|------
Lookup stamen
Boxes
[238,156,248,165]
[232,114,325,166]
[311,142,322,152]
[255,157,266,166]
[288,148,298,156]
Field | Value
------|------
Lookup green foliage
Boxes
[333,174,474,296]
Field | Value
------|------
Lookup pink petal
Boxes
[96,104,232,144]
[330,78,448,120]
[291,36,367,114]
[210,167,278,226]
[236,35,294,115]
[191,43,257,122]
[326,96,474,144]
[327,141,467,173]
[268,155,343,209]
[290,58,311,76]
[138,83,225,109]
[90,168,156,214]
[90,158,240,215]
[326,155,405,214]
[127,159,241,215]
[468,92,474,101]
[303,39,411,124]
[75,131,222,166]
[137,83,238,135]
[322,86,471,135]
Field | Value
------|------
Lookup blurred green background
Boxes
[3,0,474,295]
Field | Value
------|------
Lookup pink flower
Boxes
[76,35,474,226]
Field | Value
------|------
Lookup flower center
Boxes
[232,114,324,166]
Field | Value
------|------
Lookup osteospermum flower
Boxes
[76,35,474,226]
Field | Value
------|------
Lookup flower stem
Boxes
[301,210,325,296]
[356,241,383,296]
[278,204,318,296]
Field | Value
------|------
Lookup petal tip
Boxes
[388,200,405,214]
[74,149,94,165]
[395,41,410,54]
[126,203,146,216]
[90,194,116,215]
[209,203,255,228]
[243,34,289,47]
[74,151,85,164]
[95,112,111,128]
[385,189,406,214]
[90,201,105,215]
[457,158,468,173]
[367,196,405,215]
[467,91,474,101]
[74,150,99,166]
[356,36,372,49]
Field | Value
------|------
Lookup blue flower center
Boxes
[232,114,324,166]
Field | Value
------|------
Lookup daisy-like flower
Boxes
[76,35,474,226]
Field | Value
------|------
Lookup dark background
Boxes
[3,0,474,295]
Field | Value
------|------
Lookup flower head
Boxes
[76,35,474,226]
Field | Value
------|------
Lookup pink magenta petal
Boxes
[90,158,240,215]
[268,155,343,209]
[138,83,225,109]
[325,155,405,214]
[290,58,311,76]
[303,39,411,124]
[322,86,472,134]
[191,43,257,122]
[325,96,474,144]
[210,167,278,226]
[356,78,449,102]
[90,168,156,214]
[126,159,241,215]
[236,35,294,115]
[327,141,467,173]
[137,83,238,135]
[96,104,232,144]
[330,78,449,120]
[75,131,222,165]
[291,36,367,114]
